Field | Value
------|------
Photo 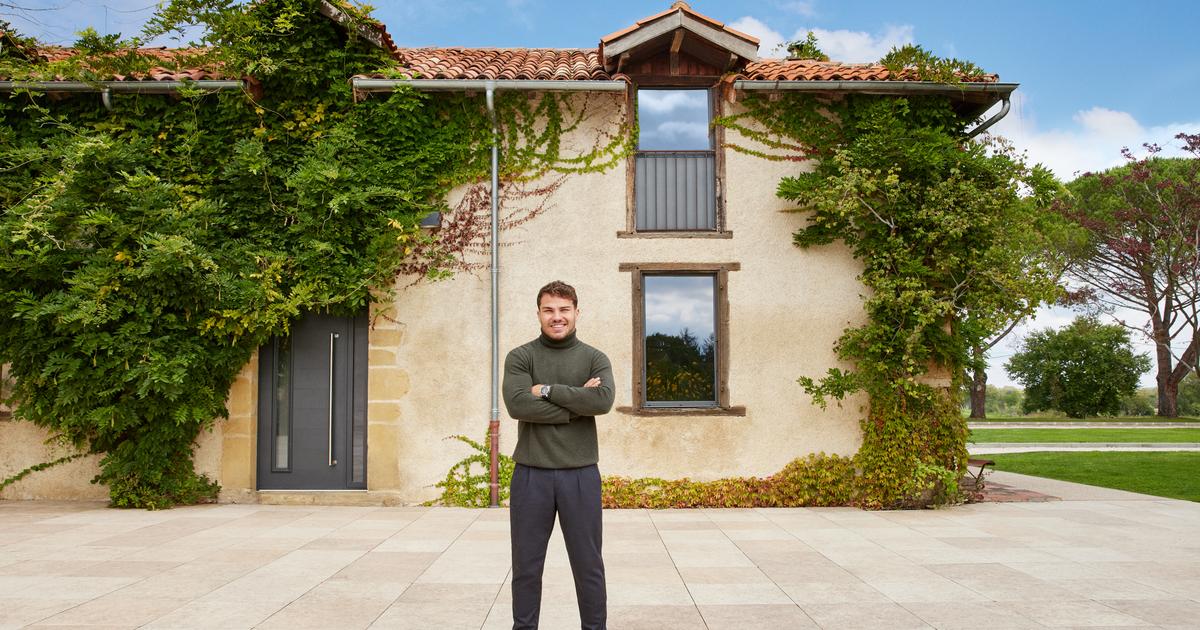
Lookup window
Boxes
[623,88,727,236]
[619,262,744,415]
[644,275,717,406]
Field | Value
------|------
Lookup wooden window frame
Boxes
[618,262,745,417]
[618,86,731,239]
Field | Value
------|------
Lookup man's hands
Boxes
[530,377,601,397]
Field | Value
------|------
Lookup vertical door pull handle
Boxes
[329,332,338,467]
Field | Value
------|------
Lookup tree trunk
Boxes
[969,346,987,419]
[1154,326,1179,417]
[1158,372,1179,417]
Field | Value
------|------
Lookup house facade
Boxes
[0,2,1012,503]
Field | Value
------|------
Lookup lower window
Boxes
[620,262,742,415]
[644,274,717,407]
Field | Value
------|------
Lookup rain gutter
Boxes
[351,78,627,93]
[732,80,1018,139]
[0,80,245,110]
[353,77,627,508]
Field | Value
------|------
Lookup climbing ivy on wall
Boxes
[716,54,1059,508]
[0,0,632,508]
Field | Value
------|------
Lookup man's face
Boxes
[538,294,578,340]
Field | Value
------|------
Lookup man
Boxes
[503,280,614,630]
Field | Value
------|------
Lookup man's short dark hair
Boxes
[537,280,578,308]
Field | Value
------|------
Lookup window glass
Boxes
[273,336,291,471]
[644,275,716,405]
[637,89,711,151]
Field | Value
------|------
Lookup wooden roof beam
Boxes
[670,30,684,75]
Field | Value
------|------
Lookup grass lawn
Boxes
[970,428,1200,443]
[968,415,1200,423]
[984,451,1200,502]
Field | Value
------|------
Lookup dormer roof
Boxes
[598,1,759,76]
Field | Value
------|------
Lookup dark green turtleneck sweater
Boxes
[502,331,614,468]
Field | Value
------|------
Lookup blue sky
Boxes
[9,0,1200,387]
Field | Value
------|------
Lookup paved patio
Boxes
[2,473,1199,629]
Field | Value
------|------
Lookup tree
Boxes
[785,32,829,61]
[1176,373,1200,417]
[960,184,1078,419]
[1121,387,1156,416]
[1055,134,1200,416]
[1005,316,1151,418]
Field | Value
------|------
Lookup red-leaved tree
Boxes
[1055,133,1200,416]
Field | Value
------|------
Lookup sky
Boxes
[8,0,1200,387]
[645,276,715,340]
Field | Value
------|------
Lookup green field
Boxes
[968,416,1200,423]
[985,452,1200,502]
[970,428,1200,443]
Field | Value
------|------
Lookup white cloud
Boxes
[637,90,707,114]
[991,92,1200,180]
[645,279,715,338]
[729,16,914,62]
[728,16,786,57]
[642,121,709,146]
[802,25,914,63]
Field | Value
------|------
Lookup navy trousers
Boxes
[510,463,606,630]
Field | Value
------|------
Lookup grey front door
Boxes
[257,312,368,489]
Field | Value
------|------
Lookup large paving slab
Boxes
[1,488,1198,629]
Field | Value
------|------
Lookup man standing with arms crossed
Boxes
[503,280,614,630]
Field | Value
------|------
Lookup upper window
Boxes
[634,88,717,232]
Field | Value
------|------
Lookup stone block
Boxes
[222,412,255,437]
[368,402,402,424]
[370,368,411,399]
[221,434,255,491]
[370,327,406,349]
[370,348,397,366]
[368,423,402,491]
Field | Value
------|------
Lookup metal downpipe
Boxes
[487,82,501,508]
[965,95,1011,139]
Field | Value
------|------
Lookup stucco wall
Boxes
[0,419,106,500]
[376,91,869,502]
[0,357,244,502]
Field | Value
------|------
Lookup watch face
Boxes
[540,385,551,398]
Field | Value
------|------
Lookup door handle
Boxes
[328,332,338,467]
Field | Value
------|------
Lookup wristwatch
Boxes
[539,385,551,399]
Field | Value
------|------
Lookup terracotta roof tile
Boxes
[741,58,999,83]
[4,45,229,82]
[11,45,999,85]
[362,49,999,84]
[388,48,614,81]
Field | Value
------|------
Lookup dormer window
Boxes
[602,1,757,239]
